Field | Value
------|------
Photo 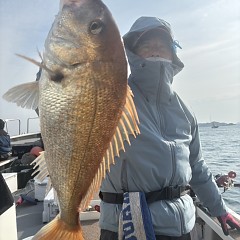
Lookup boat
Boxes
[1,119,240,240]
[212,121,219,128]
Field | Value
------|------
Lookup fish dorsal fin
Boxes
[80,85,140,210]
[2,81,39,110]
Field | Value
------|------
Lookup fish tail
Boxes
[32,214,84,240]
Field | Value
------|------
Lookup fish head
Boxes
[43,0,127,82]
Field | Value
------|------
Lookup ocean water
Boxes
[199,124,240,214]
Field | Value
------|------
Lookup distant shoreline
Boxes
[199,122,238,127]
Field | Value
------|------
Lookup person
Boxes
[0,119,12,161]
[99,17,240,239]
[215,171,236,188]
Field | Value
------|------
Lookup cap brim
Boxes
[132,27,173,49]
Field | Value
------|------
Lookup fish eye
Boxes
[89,20,103,35]
[51,71,64,82]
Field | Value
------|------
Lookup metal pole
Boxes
[27,117,39,133]
[5,119,21,135]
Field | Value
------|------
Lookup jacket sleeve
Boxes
[189,117,227,217]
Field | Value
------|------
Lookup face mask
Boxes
[145,56,172,63]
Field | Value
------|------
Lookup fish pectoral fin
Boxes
[2,81,39,110]
[80,85,140,211]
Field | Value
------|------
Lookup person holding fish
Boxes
[99,17,240,240]
[3,0,240,238]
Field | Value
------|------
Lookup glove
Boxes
[217,212,240,235]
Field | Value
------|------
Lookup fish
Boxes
[3,0,140,239]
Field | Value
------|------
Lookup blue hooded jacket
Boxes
[99,16,226,236]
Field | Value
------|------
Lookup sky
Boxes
[0,0,240,135]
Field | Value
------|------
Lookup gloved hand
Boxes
[217,212,240,235]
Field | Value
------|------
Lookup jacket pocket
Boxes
[178,194,196,234]
[99,201,122,232]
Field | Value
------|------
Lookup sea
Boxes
[199,124,240,214]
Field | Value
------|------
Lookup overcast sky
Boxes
[0,0,239,135]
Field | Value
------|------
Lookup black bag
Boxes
[0,172,14,215]
[11,144,34,159]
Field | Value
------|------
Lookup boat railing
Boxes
[10,132,41,143]
[4,117,40,136]
[27,117,39,134]
[4,119,21,135]
[195,204,240,240]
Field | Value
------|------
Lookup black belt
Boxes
[99,186,190,204]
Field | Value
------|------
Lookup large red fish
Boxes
[3,0,139,239]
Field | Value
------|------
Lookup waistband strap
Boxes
[99,185,190,204]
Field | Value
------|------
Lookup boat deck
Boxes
[16,201,100,240]
[10,181,240,240]
[17,201,240,240]
[14,182,101,240]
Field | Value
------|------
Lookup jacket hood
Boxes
[123,16,184,70]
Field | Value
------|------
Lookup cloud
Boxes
[182,38,240,58]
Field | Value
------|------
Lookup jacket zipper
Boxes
[156,64,164,134]
[156,65,184,233]
[156,65,176,185]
